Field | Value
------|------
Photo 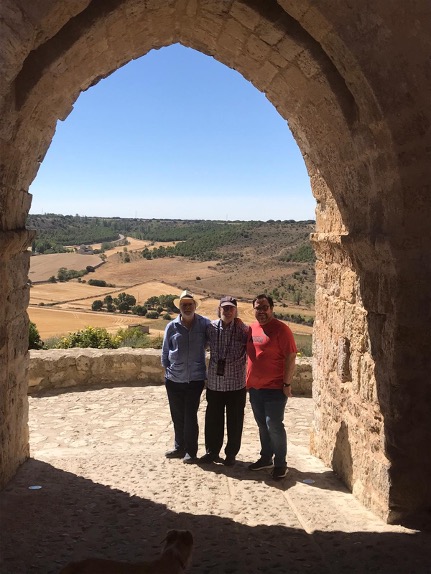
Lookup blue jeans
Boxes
[165,379,204,457]
[249,388,288,467]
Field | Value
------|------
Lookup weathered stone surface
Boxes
[1,0,430,527]
[28,349,312,395]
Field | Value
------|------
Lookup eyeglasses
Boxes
[254,305,270,312]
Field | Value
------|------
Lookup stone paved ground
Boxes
[1,385,430,573]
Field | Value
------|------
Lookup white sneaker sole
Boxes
[249,463,274,471]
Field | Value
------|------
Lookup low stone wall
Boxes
[28,349,312,395]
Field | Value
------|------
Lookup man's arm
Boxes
[161,326,171,368]
[283,352,296,397]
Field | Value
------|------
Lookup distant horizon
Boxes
[28,212,315,224]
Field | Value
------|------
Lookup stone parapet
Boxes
[28,349,312,396]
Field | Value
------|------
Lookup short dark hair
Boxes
[253,294,274,308]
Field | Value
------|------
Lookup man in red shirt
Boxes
[246,294,297,480]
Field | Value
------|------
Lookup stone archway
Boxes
[1,1,430,526]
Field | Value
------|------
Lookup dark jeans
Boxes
[204,387,247,458]
[249,388,288,467]
[165,379,204,457]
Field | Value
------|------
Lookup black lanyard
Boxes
[217,320,236,361]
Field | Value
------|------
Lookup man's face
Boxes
[253,298,273,325]
[180,300,196,319]
[220,304,236,324]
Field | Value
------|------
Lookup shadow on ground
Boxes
[1,459,430,574]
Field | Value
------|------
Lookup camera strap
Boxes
[217,320,236,361]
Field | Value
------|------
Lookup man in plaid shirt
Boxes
[199,296,250,467]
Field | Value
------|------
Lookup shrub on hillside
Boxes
[57,267,87,282]
[29,321,43,350]
[56,326,119,349]
[149,335,163,349]
[131,305,147,316]
[91,300,103,311]
[296,339,312,357]
[43,335,63,349]
[146,310,159,319]
[88,279,107,287]
[115,327,151,348]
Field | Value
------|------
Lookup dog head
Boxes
[163,530,193,571]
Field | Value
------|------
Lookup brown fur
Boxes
[59,529,193,574]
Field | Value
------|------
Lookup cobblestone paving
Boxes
[0,385,430,573]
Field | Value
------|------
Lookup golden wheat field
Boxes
[28,244,313,341]
[29,253,103,282]
[28,307,149,339]
[29,279,313,340]
[91,237,178,251]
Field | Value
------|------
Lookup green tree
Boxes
[145,296,159,308]
[91,300,103,311]
[158,294,177,310]
[131,305,147,316]
[294,289,303,305]
[57,267,68,282]
[114,292,136,313]
[146,310,159,319]
[88,279,107,287]
[29,321,43,350]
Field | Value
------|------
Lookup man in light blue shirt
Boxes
[162,290,210,463]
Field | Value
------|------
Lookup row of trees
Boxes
[27,213,120,252]
[91,293,177,318]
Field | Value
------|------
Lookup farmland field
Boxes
[28,222,315,350]
[29,253,103,282]
[29,278,313,342]
[28,307,149,339]
[91,237,178,251]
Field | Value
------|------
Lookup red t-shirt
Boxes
[246,318,297,389]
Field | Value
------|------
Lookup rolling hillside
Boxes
[28,216,316,306]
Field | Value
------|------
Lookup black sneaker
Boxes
[272,466,289,480]
[183,453,198,464]
[248,458,274,471]
[165,448,185,459]
[224,456,236,467]
[199,453,218,464]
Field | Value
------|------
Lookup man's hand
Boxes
[283,352,296,398]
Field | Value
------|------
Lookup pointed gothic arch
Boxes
[1,0,430,526]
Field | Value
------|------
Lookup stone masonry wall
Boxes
[1,0,430,526]
[28,349,312,396]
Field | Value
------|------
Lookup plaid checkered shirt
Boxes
[206,318,250,391]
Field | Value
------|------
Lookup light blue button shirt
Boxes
[161,314,210,382]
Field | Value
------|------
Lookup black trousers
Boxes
[204,387,247,458]
[165,379,205,457]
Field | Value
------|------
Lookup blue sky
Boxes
[29,44,315,221]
